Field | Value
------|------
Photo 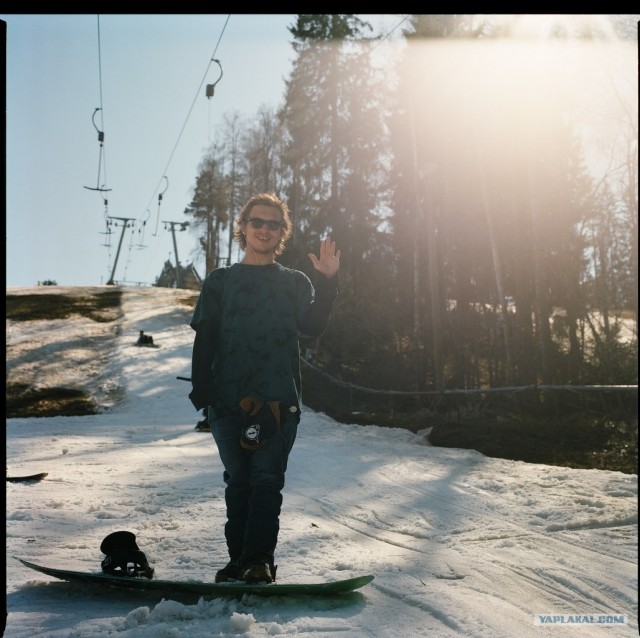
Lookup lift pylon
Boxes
[106,216,135,285]
[162,220,189,288]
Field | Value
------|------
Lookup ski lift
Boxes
[152,176,169,236]
[136,210,151,249]
[162,221,190,232]
[84,108,112,193]
[99,217,113,247]
[205,59,223,99]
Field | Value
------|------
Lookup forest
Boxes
[180,15,637,403]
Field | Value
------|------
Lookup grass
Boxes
[6,289,122,322]
[6,383,98,417]
[6,289,123,417]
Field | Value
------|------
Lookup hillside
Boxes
[6,285,637,474]
[6,285,638,637]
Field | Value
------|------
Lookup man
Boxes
[189,193,340,584]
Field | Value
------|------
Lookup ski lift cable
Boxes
[96,15,108,189]
[341,14,412,68]
[84,15,112,196]
[367,14,412,55]
[117,15,227,283]
[141,14,231,219]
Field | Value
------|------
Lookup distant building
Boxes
[154,260,202,290]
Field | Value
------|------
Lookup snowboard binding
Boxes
[100,531,154,579]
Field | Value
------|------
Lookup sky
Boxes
[3,14,403,288]
[6,285,638,636]
[3,15,637,290]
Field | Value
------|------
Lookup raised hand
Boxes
[308,236,341,279]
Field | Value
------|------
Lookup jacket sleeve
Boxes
[188,319,217,410]
[297,273,339,338]
[188,269,225,411]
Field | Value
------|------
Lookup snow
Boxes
[6,286,638,637]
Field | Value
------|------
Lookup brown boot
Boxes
[242,561,275,584]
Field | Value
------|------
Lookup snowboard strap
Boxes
[100,531,154,579]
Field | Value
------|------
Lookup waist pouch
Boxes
[239,396,283,450]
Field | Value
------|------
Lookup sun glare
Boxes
[397,16,636,182]
[495,14,619,41]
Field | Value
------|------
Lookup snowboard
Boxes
[6,472,48,483]
[17,558,374,598]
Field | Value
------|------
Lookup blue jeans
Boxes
[209,408,298,567]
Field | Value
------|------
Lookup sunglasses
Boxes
[244,217,283,231]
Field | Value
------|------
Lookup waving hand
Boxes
[308,236,340,279]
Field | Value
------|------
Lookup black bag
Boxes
[239,396,282,450]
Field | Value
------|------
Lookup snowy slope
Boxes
[6,286,638,637]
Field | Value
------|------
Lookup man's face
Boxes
[243,204,283,255]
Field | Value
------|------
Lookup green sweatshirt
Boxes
[189,261,338,417]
